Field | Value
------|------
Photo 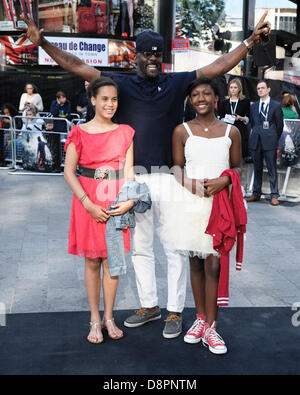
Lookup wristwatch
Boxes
[243,39,251,50]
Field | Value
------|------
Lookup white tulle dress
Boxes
[159,122,232,259]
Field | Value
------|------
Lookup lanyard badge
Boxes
[263,121,269,129]
[260,103,269,129]
[230,100,238,116]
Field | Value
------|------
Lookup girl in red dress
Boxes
[64,77,135,344]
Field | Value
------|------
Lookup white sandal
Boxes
[87,322,103,344]
[102,318,124,340]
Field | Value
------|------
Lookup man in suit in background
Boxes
[246,80,283,206]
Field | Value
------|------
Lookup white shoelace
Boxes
[187,319,204,336]
[205,327,225,346]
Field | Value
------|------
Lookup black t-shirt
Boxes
[77,92,95,121]
[77,92,89,108]
[102,71,197,173]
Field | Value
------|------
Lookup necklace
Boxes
[194,117,217,132]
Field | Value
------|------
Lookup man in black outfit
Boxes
[246,80,283,206]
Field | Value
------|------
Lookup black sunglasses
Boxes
[141,51,163,58]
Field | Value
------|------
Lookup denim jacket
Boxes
[106,180,151,276]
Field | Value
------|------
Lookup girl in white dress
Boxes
[168,78,242,354]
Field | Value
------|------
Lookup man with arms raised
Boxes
[20,13,270,338]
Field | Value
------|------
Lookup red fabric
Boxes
[78,2,108,34]
[77,8,97,33]
[64,124,135,259]
[205,169,247,306]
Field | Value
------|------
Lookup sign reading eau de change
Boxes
[38,36,108,66]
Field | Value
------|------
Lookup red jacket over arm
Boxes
[205,169,247,306]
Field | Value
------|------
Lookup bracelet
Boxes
[243,39,251,50]
[79,192,88,203]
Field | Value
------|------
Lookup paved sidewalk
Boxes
[0,169,299,315]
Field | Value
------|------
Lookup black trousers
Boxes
[251,137,279,199]
[235,121,249,158]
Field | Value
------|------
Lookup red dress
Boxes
[64,124,135,259]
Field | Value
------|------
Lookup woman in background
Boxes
[218,78,250,160]
[281,93,299,120]
[19,82,43,116]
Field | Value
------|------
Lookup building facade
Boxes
[0,0,175,71]
[0,0,299,77]
[174,0,300,80]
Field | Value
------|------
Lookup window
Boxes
[0,0,38,31]
[38,0,159,36]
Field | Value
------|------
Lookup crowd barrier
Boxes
[38,112,80,121]
[17,111,81,121]
[0,113,84,175]
[0,114,16,169]
[1,115,300,200]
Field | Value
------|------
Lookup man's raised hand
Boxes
[248,11,271,45]
[18,13,44,46]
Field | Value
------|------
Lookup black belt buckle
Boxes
[94,168,109,180]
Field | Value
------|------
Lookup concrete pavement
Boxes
[0,168,299,316]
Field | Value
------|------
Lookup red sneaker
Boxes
[202,321,227,354]
[184,314,205,344]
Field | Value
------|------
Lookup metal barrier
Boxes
[72,118,85,125]
[38,112,80,121]
[18,110,80,119]
[247,119,300,202]
[0,114,16,169]
[4,115,77,176]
